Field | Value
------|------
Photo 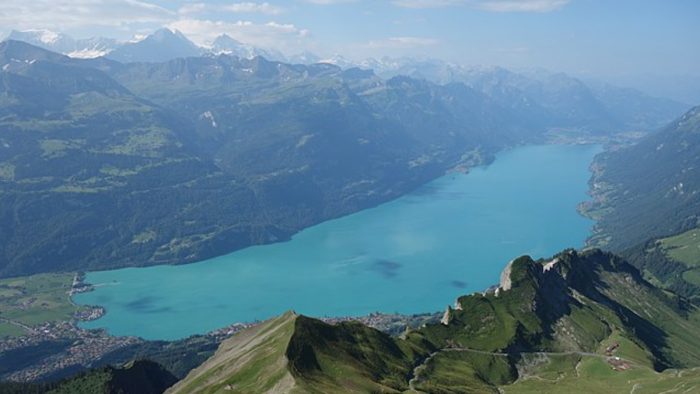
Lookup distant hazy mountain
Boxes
[300,56,687,133]
[5,29,118,58]
[317,54,358,69]
[210,34,285,61]
[604,73,700,106]
[362,58,688,133]
[4,29,687,133]
[286,51,321,65]
[106,28,202,63]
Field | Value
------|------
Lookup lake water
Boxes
[75,144,600,340]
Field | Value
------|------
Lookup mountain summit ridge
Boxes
[167,249,700,393]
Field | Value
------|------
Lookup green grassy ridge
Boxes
[411,251,621,355]
[503,357,700,393]
[623,226,700,301]
[167,312,298,394]
[414,351,516,393]
[164,249,700,393]
[286,316,423,393]
[660,228,700,267]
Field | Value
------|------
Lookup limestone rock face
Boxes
[441,306,453,325]
[499,260,514,291]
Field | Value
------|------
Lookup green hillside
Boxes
[623,226,700,302]
[169,249,700,393]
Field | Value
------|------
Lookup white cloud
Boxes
[167,19,310,53]
[225,2,284,15]
[391,0,463,8]
[178,2,284,16]
[392,0,570,12]
[0,0,174,30]
[0,0,311,54]
[303,0,359,4]
[365,36,439,49]
[491,46,530,54]
[178,3,207,15]
[476,0,569,12]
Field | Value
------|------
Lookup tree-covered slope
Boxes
[168,249,700,393]
[0,41,264,276]
[0,42,550,277]
[0,42,504,277]
[0,360,176,394]
[585,105,700,251]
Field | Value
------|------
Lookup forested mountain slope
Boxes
[585,105,700,251]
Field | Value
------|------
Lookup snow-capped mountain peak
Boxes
[210,34,286,62]
[5,29,118,59]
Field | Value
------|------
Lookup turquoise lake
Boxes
[75,144,601,340]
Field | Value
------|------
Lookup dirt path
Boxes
[407,351,440,392]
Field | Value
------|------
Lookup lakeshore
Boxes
[75,144,601,340]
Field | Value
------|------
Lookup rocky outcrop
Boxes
[499,260,514,291]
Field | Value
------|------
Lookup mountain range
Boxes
[0,38,692,277]
[2,28,692,113]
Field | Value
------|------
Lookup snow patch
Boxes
[296,134,314,148]
[28,29,60,44]
[543,258,559,272]
[67,49,110,59]
[200,111,218,128]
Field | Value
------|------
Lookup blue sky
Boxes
[1,0,698,78]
